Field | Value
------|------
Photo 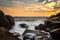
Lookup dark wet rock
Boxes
[19,23,28,28]
[56,12,60,17]
[35,26,39,30]
[0,13,10,28]
[23,30,37,40]
[0,10,15,30]
[22,29,41,36]
[38,24,46,30]
[44,21,52,28]
[0,27,8,35]
[44,13,60,30]
[0,27,20,40]
[23,29,49,40]
[5,15,15,27]
[44,12,60,40]
[48,15,56,19]
[0,10,20,40]
[35,24,46,30]
[23,29,37,35]
[50,28,60,40]
[0,10,4,16]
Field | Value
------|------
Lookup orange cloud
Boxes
[0,6,60,17]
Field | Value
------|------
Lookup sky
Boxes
[0,0,60,17]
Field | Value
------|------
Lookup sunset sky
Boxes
[0,0,60,17]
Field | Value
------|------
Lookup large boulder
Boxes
[0,27,20,40]
[0,10,4,16]
[35,24,46,30]
[0,11,10,28]
[0,10,15,30]
[50,28,60,40]
[5,15,15,27]
[44,12,60,40]
[44,13,60,30]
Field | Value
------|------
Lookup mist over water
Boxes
[10,18,46,35]
[9,18,51,40]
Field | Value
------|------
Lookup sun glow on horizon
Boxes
[0,0,60,17]
[0,6,60,17]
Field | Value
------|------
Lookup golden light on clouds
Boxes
[24,2,56,12]
[0,0,60,17]
[0,6,60,17]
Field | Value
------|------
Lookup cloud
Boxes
[0,0,60,12]
[38,0,45,2]
[0,0,38,6]
[0,0,14,6]
[23,0,60,12]
[0,0,38,7]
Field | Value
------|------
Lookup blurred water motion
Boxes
[10,17,46,34]
[9,17,51,40]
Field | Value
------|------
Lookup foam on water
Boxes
[10,20,44,35]
[9,19,51,40]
